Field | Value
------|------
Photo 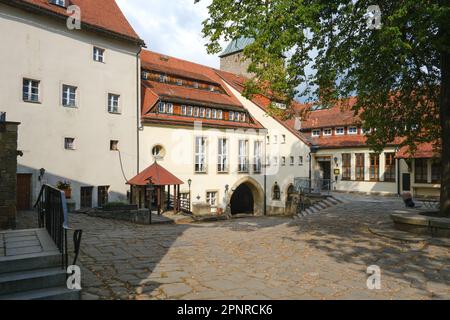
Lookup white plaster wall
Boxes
[0,4,140,209]
[139,124,267,212]
[314,148,399,194]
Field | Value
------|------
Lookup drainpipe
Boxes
[136,47,142,174]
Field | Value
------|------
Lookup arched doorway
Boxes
[228,177,264,216]
[230,183,254,214]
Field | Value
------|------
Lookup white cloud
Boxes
[116,0,221,68]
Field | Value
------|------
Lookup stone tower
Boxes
[219,37,254,78]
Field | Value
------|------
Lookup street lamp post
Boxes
[146,177,154,225]
[187,179,192,212]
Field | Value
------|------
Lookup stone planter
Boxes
[391,212,450,238]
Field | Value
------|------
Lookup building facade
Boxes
[0,0,143,210]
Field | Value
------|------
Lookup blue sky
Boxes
[116,0,221,68]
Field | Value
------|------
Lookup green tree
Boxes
[199,0,450,216]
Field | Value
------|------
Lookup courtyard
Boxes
[17,194,450,300]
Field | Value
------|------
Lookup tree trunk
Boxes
[440,47,450,216]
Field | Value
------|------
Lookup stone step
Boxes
[327,197,339,205]
[0,286,80,300]
[0,267,66,295]
[322,199,334,207]
[311,205,322,212]
[315,202,327,209]
[0,252,61,274]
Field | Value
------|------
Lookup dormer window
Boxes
[159,74,168,83]
[348,127,358,135]
[323,128,332,136]
[49,0,66,7]
[312,129,321,137]
[335,127,345,135]
[93,47,105,63]
[193,82,199,89]
[211,109,217,119]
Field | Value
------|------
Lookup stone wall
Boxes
[0,121,20,230]
[220,52,254,79]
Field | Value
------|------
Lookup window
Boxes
[348,127,358,135]
[110,140,119,151]
[290,156,294,166]
[108,94,120,113]
[312,129,321,137]
[369,153,380,181]
[217,138,228,173]
[431,159,441,183]
[273,156,278,166]
[323,128,332,136]
[195,137,207,173]
[80,186,93,209]
[206,108,211,118]
[23,79,40,102]
[384,153,396,182]
[241,113,246,122]
[362,128,372,135]
[194,107,199,117]
[206,192,217,206]
[217,110,223,119]
[98,186,109,207]
[229,111,234,121]
[238,140,249,172]
[266,156,271,167]
[282,135,286,144]
[50,0,65,7]
[253,141,262,173]
[181,105,187,115]
[335,127,345,135]
[166,103,173,114]
[281,157,286,166]
[187,106,193,116]
[211,109,217,119]
[176,79,183,86]
[273,183,281,200]
[266,135,270,145]
[152,145,165,158]
[415,159,428,183]
[342,154,351,180]
[62,85,77,107]
[193,82,199,88]
[200,108,205,118]
[299,156,304,166]
[159,74,168,83]
[93,47,105,63]
[355,153,365,181]
[235,112,240,122]
[273,135,278,144]
[209,85,215,92]
[64,137,75,150]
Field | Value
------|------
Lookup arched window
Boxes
[272,183,281,200]
[286,184,295,202]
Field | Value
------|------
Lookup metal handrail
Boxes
[34,184,83,270]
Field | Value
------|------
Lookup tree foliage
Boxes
[199,0,449,153]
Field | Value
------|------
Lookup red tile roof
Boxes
[10,0,143,44]
[140,50,265,130]
[142,80,242,109]
[128,162,184,186]
[215,70,310,145]
[300,99,360,130]
[396,143,438,159]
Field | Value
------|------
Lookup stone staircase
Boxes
[294,195,345,219]
[0,229,80,300]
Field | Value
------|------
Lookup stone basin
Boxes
[391,211,450,238]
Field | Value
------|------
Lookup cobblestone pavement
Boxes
[17,194,450,300]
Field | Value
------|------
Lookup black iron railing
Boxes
[34,184,83,270]
[294,178,335,195]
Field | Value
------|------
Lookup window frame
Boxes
[323,128,332,136]
[384,153,396,182]
[312,129,321,137]
[253,141,262,173]
[369,153,380,181]
[64,137,75,150]
[195,136,207,173]
[342,153,352,180]
[62,84,77,107]
[335,127,345,135]
[22,78,40,103]
[108,93,121,114]
[348,126,358,135]
[217,138,228,173]
[355,153,365,181]
[93,46,105,63]
[238,139,249,173]
[414,158,428,184]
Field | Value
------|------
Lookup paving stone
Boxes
[159,283,192,298]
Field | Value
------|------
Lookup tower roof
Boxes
[219,37,254,58]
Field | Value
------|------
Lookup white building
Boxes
[0,0,144,210]
[136,50,311,216]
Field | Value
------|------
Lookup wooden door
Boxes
[17,174,32,210]
[80,186,93,209]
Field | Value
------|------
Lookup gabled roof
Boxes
[215,69,310,145]
[219,37,254,58]
[5,0,144,44]
[128,162,183,186]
